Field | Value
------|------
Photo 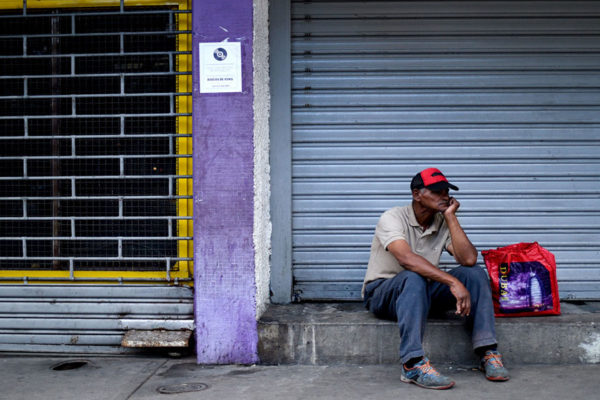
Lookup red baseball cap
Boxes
[410,168,459,191]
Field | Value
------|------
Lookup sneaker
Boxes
[480,350,510,381]
[400,357,455,390]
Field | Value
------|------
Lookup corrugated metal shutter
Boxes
[291,1,600,301]
[0,285,193,353]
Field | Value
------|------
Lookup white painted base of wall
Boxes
[253,0,272,319]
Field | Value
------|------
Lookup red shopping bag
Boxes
[482,242,560,317]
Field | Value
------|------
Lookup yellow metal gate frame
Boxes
[0,0,193,285]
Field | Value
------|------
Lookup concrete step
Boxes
[258,302,600,365]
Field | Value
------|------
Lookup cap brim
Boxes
[426,181,459,191]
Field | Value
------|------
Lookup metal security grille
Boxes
[0,1,193,284]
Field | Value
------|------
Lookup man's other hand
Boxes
[449,280,471,316]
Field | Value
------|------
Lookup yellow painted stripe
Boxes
[4,1,187,9]
[0,269,191,279]
[174,0,193,279]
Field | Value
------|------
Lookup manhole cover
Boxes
[157,382,209,394]
[51,360,90,371]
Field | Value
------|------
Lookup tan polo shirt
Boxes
[361,204,452,297]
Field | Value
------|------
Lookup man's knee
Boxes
[394,270,428,293]
[389,271,430,315]
[453,265,489,285]
[367,271,428,317]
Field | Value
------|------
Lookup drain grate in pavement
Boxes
[51,360,90,371]
[157,382,209,394]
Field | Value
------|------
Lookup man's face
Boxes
[414,187,451,212]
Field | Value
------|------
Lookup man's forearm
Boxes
[388,240,460,286]
[445,213,478,266]
[404,253,461,286]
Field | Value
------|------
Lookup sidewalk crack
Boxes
[124,358,169,400]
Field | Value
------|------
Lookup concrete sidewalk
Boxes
[0,355,598,400]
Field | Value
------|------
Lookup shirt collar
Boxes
[408,204,441,235]
[408,205,421,228]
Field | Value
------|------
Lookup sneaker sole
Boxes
[400,374,455,390]
[479,366,510,382]
[485,375,510,382]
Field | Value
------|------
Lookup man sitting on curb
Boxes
[362,167,509,390]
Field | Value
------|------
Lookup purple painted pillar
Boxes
[192,0,258,364]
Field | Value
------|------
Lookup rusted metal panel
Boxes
[121,329,193,348]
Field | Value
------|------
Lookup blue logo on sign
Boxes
[213,48,228,61]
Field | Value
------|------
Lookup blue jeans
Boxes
[363,265,498,365]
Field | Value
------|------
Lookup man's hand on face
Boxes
[443,196,460,217]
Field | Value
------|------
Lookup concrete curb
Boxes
[258,302,600,365]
